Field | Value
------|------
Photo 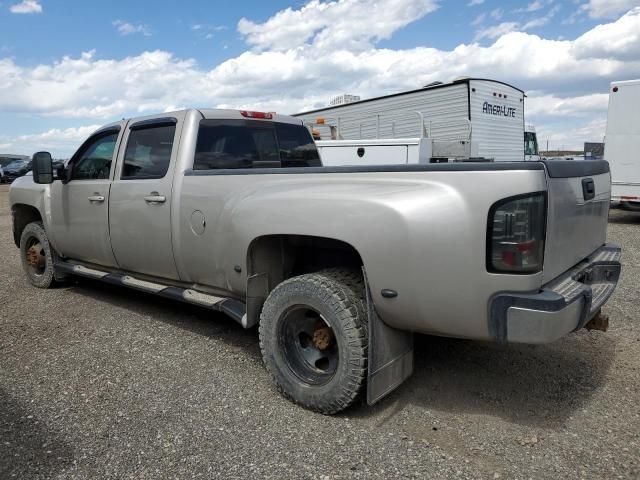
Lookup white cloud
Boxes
[571,6,640,61]
[191,24,228,40]
[516,1,545,13]
[467,0,484,5]
[490,8,503,20]
[581,0,640,18]
[0,125,101,157]
[474,21,519,40]
[477,4,560,40]
[238,0,439,51]
[526,1,545,12]
[522,4,561,29]
[113,20,152,37]
[470,13,486,26]
[0,50,201,122]
[526,93,609,117]
[3,1,640,155]
[9,0,42,14]
[537,118,607,150]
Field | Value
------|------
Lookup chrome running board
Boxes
[55,261,248,327]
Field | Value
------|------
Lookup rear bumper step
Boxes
[55,261,248,327]
[489,243,621,344]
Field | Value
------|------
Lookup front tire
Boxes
[19,221,64,288]
[259,269,367,414]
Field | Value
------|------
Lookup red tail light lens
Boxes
[240,110,273,119]
[488,193,546,273]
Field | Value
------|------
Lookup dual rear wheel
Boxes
[259,269,368,414]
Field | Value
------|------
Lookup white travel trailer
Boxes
[604,79,640,209]
[294,78,534,163]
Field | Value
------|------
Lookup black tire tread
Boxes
[19,221,58,288]
[259,268,367,414]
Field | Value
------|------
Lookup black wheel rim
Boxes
[278,306,339,386]
[24,236,46,276]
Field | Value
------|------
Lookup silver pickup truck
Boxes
[10,108,621,414]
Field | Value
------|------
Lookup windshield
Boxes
[5,160,28,169]
[0,158,16,167]
[524,132,539,156]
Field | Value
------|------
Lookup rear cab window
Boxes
[194,119,320,170]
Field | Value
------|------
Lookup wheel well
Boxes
[247,234,364,292]
[12,204,42,247]
[243,235,364,329]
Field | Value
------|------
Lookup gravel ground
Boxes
[0,183,639,479]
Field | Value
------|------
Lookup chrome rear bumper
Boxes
[489,244,621,344]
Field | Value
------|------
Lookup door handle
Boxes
[88,194,105,202]
[144,192,166,204]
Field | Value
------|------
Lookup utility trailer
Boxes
[604,79,640,209]
[293,78,528,162]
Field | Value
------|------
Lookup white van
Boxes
[605,79,640,209]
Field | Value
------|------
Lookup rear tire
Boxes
[19,221,65,288]
[259,269,367,414]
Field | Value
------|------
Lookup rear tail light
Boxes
[487,193,546,273]
[240,110,273,119]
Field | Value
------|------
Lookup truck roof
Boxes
[294,78,525,116]
[90,108,304,137]
[198,108,302,125]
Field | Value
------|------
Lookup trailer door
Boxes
[469,80,525,162]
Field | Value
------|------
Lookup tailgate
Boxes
[542,160,611,282]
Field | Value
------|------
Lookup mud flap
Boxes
[365,273,414,406]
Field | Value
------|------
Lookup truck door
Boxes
[108,114,184,280]
[49,126,123,267]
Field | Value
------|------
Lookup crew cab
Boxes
[10,108,621,413]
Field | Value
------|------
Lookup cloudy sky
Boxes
[1,0,639,156]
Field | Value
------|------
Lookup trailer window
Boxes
[194,119,321,170]
[524,131,539,156]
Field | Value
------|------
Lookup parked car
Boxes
[0,158,14,183]
[10,108,621,414]
[3,159,32,182]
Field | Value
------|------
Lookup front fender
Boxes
[9,176,55,247]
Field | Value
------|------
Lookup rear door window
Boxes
[122,124,176,179]
[194,119,320,170]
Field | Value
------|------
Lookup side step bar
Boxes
[55,261,248,327]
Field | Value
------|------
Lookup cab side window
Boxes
[71,132,118,180]
[121,124,176,179]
